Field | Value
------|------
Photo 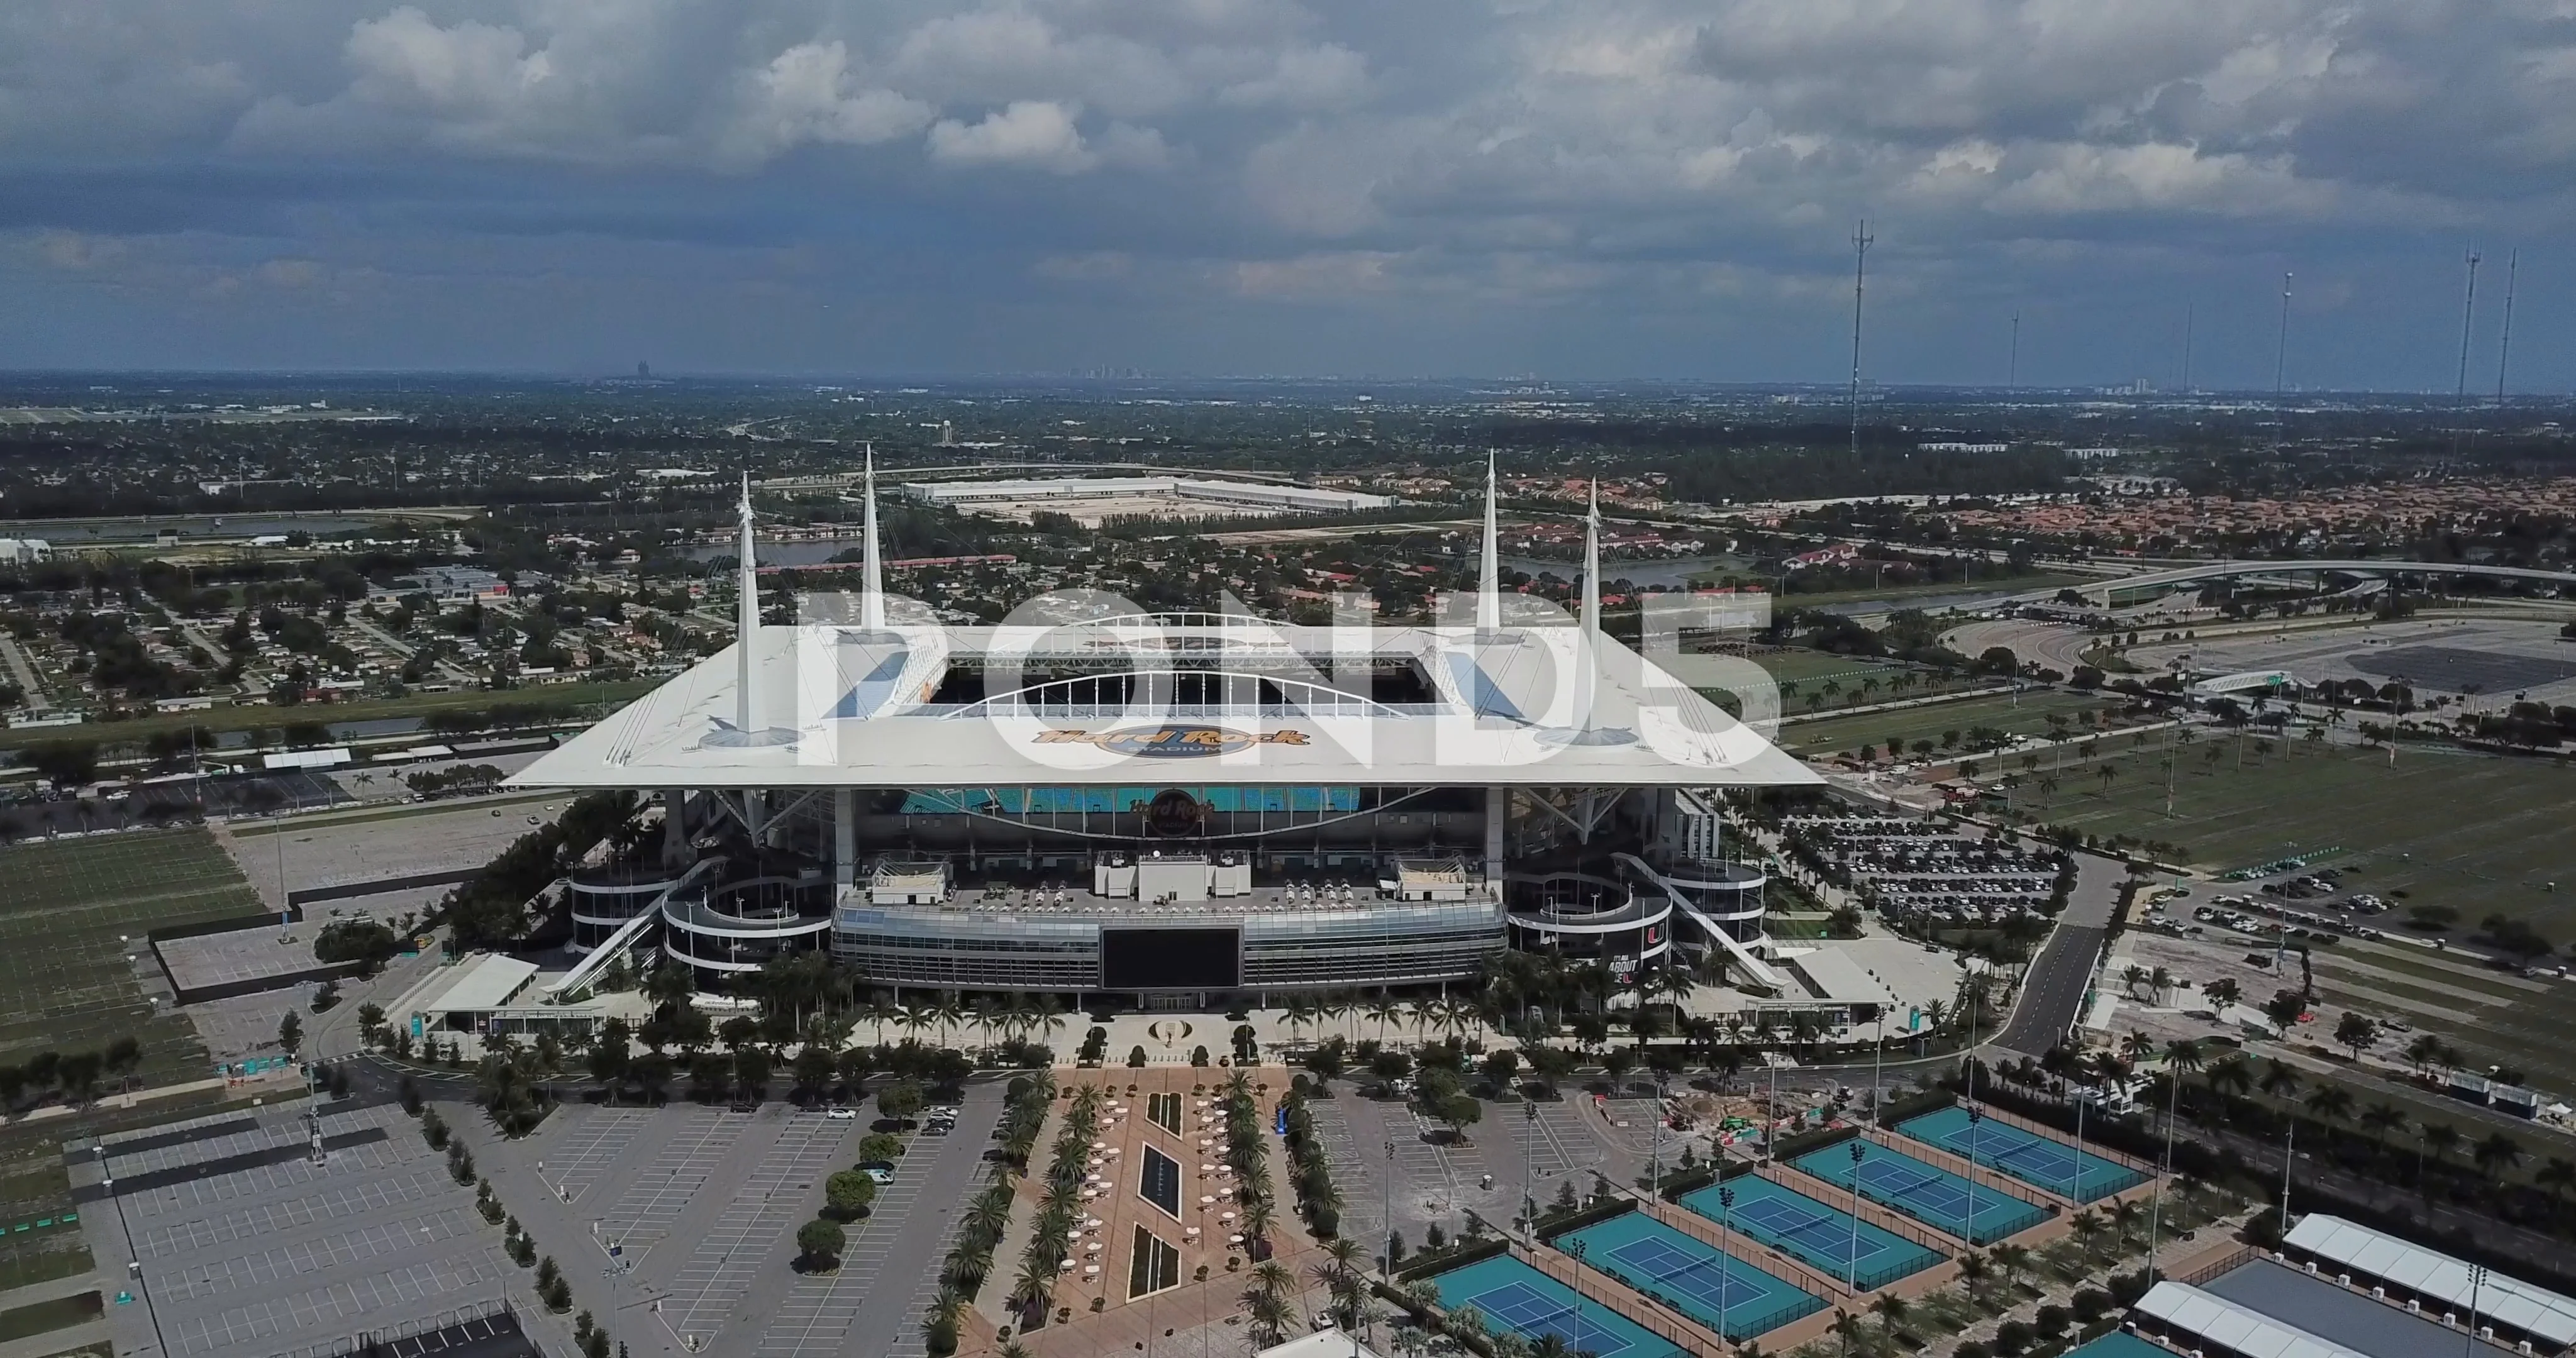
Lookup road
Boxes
[0,635,50,709]
[1943,619,2097,676]
[1992,850,2128,1057]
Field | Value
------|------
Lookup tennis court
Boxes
[1895,1107,2148,1203]
[1426,1254,1685,1358]
[1556,1212,1825,1341]
[1680,1174,1944,1290]
[1790,1141,2048,1244]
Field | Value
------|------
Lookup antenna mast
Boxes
[2272,273,2293,402]
[2495,248,2518,405]
[2181,302,2194,394]
[2455,248,2482,405]
[1849,219,1872,456]
[2007,311,2019,389]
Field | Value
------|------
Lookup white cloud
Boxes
[721,40,932,166]
[928,99,1096,172]
[1219,43,1367,110]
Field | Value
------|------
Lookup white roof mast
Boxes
[735,473,760,735]
[1576,478,1601,726]
[861,443,886,630]
[1477,450,1501,631]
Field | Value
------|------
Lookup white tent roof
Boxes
[511,619,1819,792]
[406,954,539,1018]
[2285,1215,2576,1347]
[2139,1281,2362,1358]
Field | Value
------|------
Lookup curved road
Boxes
[1941,619,2097,676]
[2012,558,2576,605]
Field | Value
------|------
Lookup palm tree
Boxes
[2305,1086,2354,1127]
[2120,964,2147,999]
[1368,995,1404,1043]
[2421,1120,2464,1169]
[1870,1293,1912,1345]
[2474,1132,2526,1180]
[2358,1101,2407,1149]
[2255,1059,2301,1101]
[1284,997,1320,1049]
[2538,1157,2576,1201]
[2204,1055,2252,1103]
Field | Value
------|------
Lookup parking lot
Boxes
[1784,812,2065,928]
[79,1098,504,1358]
[475,1087,1006,1358]
[1309,1088,1646,1250]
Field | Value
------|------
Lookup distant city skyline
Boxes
[3,2,2573,390]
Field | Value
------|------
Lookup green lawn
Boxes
[2029,742,2575,933]
[1761,571,2095,609]
[0,1291,98,1344]
[0,1245,94,1295]
[0,678,657,754]
[2309,939,2576,1093]
[0,829,264,1083]
[1777,690,2109,758]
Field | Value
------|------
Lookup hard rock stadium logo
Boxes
[1032,726,1311,758]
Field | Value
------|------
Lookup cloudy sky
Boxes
[5,0,2575,388]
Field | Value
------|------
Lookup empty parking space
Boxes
[133,1171,452,1260]
[167,1250,501,1356]
[91,1096,500,1358]
[664,1117,851,1344]
[160,1210,475,1301]
[598,1109,757,1257]
[540,1108,649,1203]
[753,1136,939,1358]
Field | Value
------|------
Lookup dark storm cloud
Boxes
[2,0,2572,384]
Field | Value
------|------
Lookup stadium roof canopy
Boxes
[515,461,1816,795]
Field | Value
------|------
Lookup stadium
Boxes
[512,465,1817,1006]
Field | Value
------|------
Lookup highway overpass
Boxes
[2004,559,2576,605]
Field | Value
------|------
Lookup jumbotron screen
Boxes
[1102,927,1241,990]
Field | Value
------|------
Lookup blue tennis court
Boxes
[1680,1173,1944,1290]
[1895,1107,2148,1203]
[2062,1332,2172,1358]
[1557,1211,1826,1340]
[1426,1254,1685,1358]
[1790,1140,2048,1244]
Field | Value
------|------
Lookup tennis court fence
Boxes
[1641,1193,1853,1301]
[1577,1238,1823,1340]
[1751,1163,1955,1259]
[1513,1240,1724,1356]
[1860,1131,2058,1212]
[1973,1103,2162,1180]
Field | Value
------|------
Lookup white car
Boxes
[824,1107,857,1121]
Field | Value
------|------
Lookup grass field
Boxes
[1755,571,2095,608]
[0,829,265,1084]
[2032,743,2575,931]
[2309,938,2576,1094]
[1777,690,2108,757]
[0,1291,99,1344]
[0,678,657,755]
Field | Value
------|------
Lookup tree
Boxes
[1432,1091,1483,1144]
[2474,1132,2526,1179]
[277,1013,303,1060]
[824,1169,878,1220]
[796,1217,846,1269]
[2333,1012,2378,1063]
[877,1078,925,1123]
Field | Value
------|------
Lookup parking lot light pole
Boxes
[1382,1139,1394,1278]
[1846,1141,1865,1293]
[1716,1184,1735,1342]
[1523,1103,1536,1227]
[1963,1105,1984,1243]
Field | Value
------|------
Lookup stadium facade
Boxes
[516,461,1817,1004]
